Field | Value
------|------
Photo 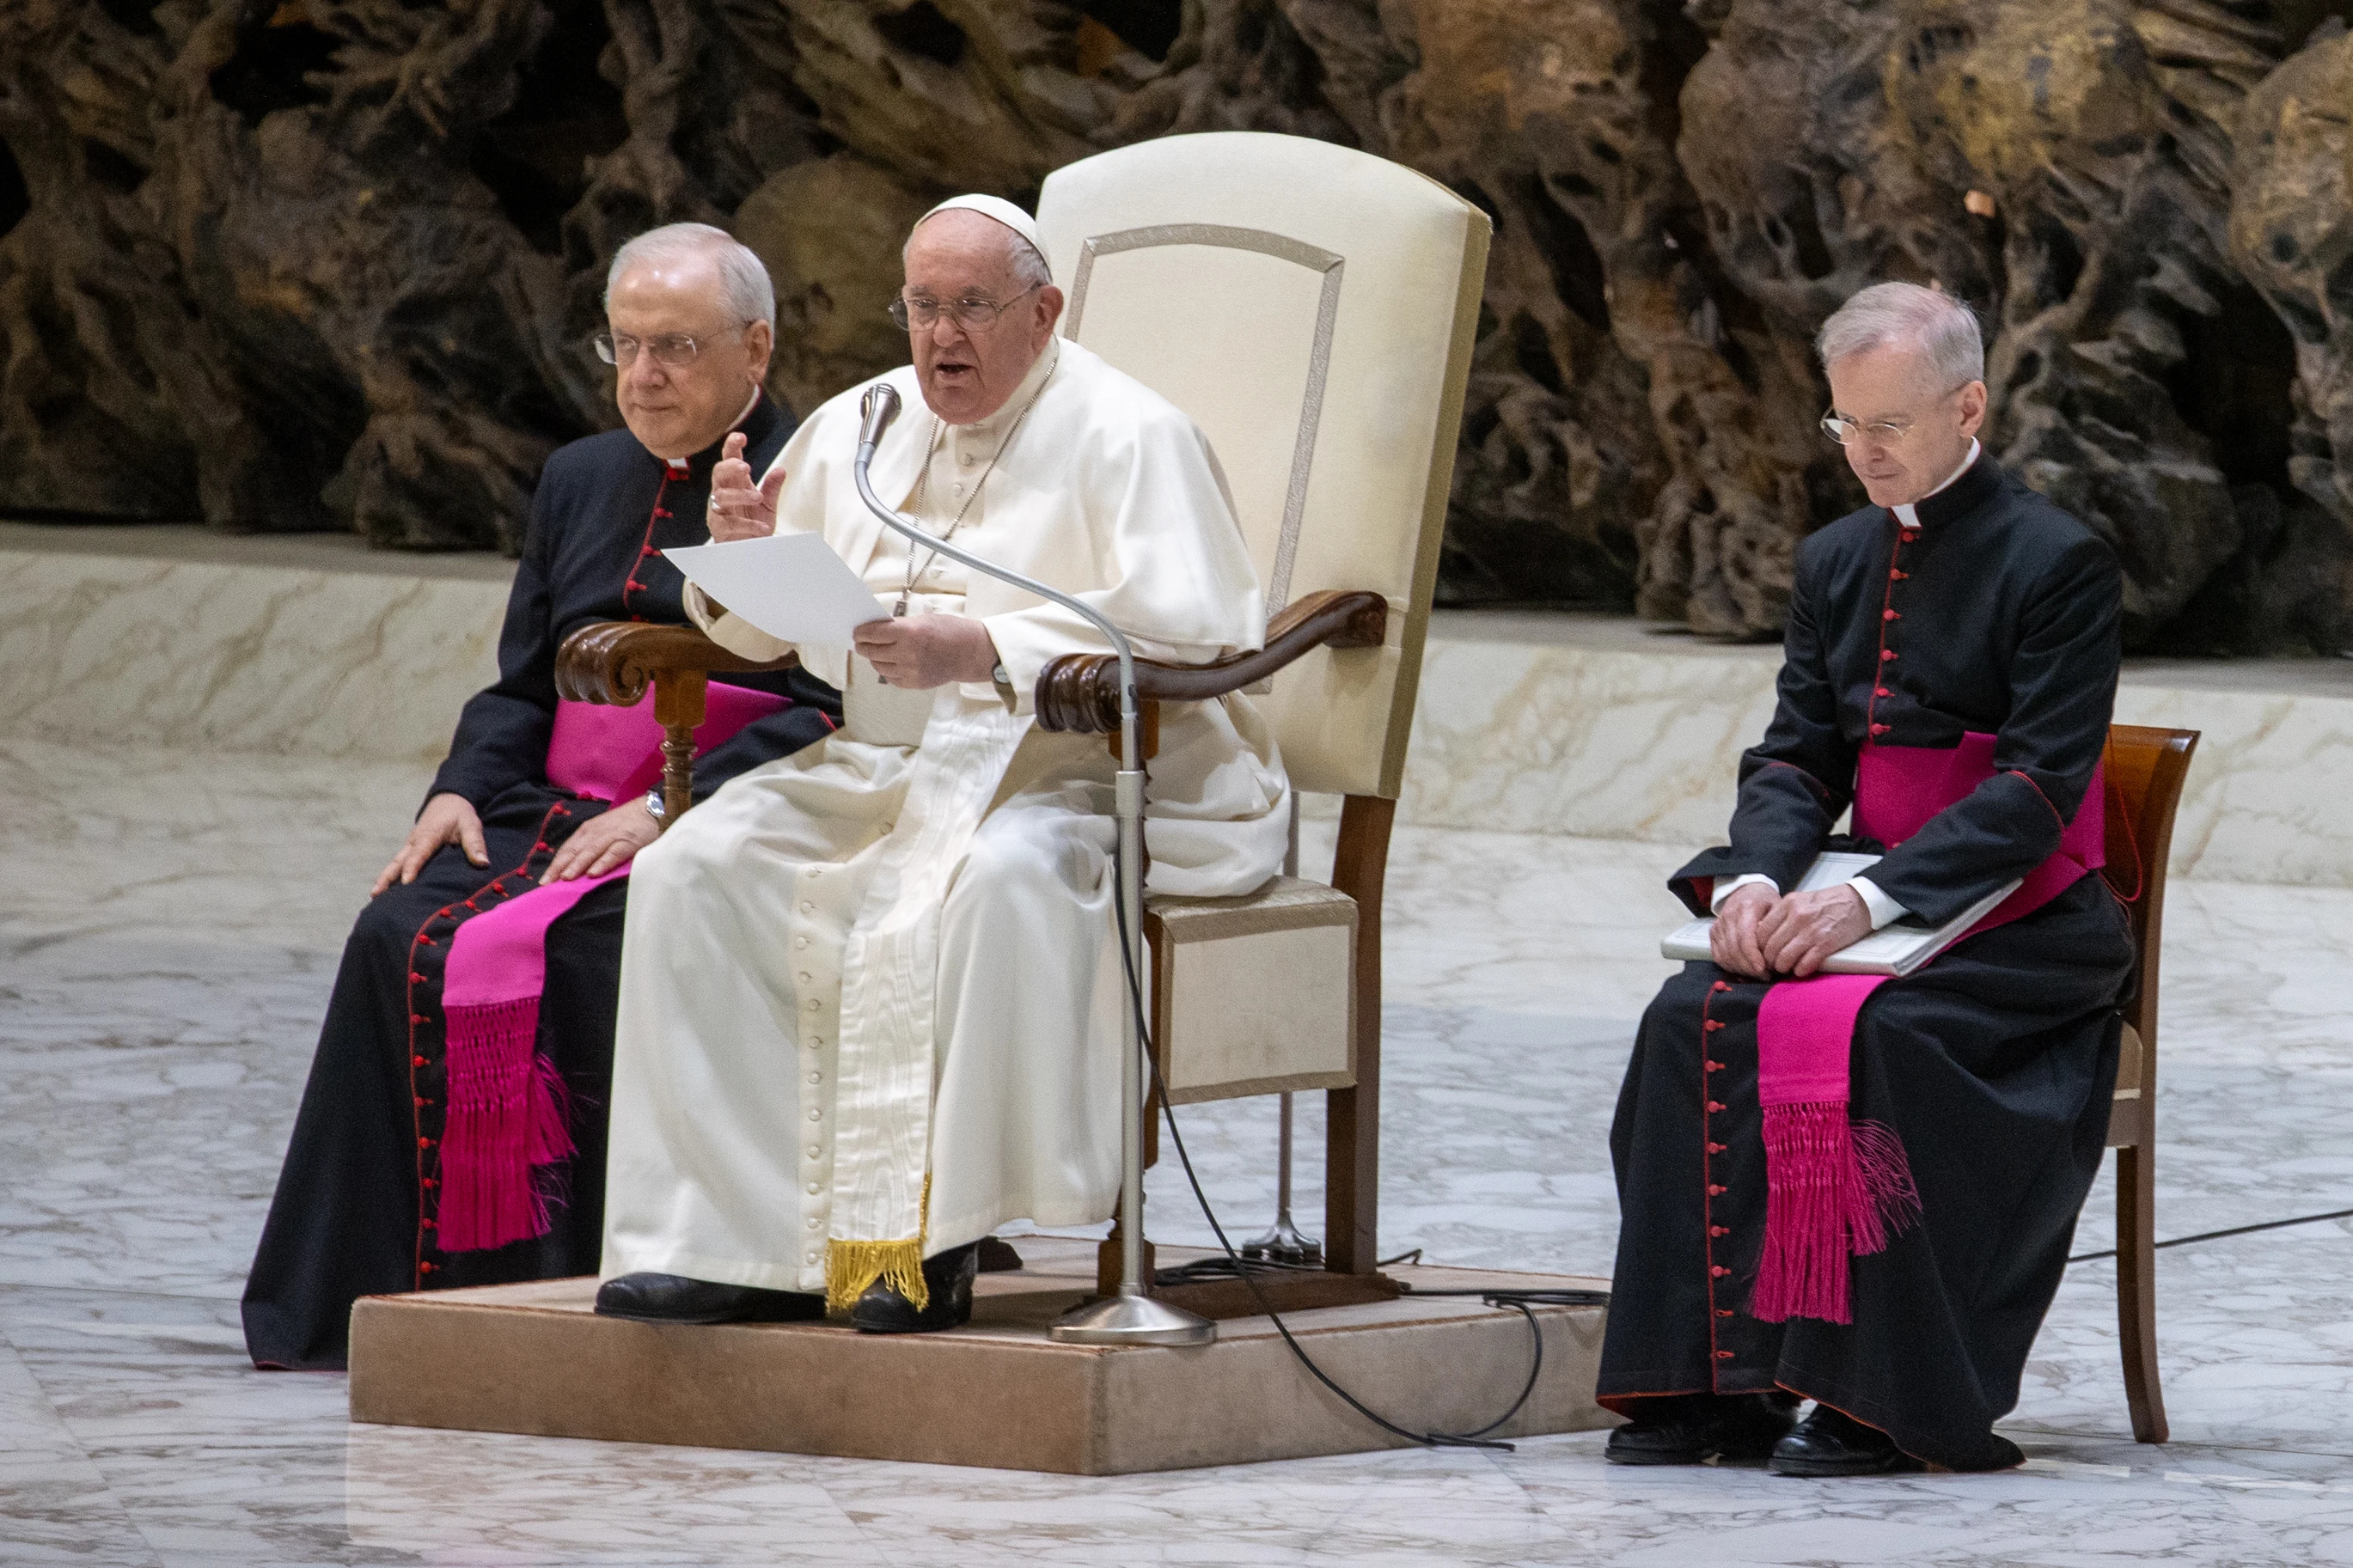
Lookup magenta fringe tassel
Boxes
[436,997,575,1254]
[1749,1101,1921,1325]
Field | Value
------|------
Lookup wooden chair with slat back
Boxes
[2102,723,2199,1446]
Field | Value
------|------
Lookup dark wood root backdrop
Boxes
[4,0,2350,651]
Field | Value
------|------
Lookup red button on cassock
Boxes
[1871,723,1890,735]
[1902,529,1919,542]
[1708,1184,1727,1196]
[1710,1225,1729,1237]
[1715,1350,1734,1359]
[1706,1060,1724,1072]
[1711,1265,1730,1278]
[1708,1101,1726,1113]
[1881,649,1898,662]
[1707,1142,1727,1154]
[1875,686,1890,698]
[1705,1020,1726,1032]
[418,1137,433,1150]
[1884,608,1900,621]
[1717,1309,1735,1318]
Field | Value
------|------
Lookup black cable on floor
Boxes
[1110,845,1563,1453]
[2069,1205,2353,1265]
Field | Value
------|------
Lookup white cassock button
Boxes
[805,998,822,1011]
[800,900,815,913]
[808,1108,822,1121]
[805,1144,821,1158]
[807,1217,822,1229]
[809,1035,825,1048]
[807,1071,822,1085]
[794,936,809,949]
[952,483,966,497]
[960,452,976,468]
[805,1250,819,1264]
[807,1182,822,1196]
[799,972,813,985]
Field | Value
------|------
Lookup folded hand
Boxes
[1757,885,1873,979]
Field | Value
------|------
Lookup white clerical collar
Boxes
[1889,438,1980,529]
[662,387,765,469]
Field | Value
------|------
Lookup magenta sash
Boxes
[1748,732,2105,1323]
[435,685,785,1253]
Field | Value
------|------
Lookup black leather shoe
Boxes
[593,1272,828,1326]
[1604,1393,1800,1466]
[975,1236,1024,1273]
[850,1242,980,1333]
[1769,1405,1922,1476]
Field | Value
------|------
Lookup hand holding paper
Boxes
[664,533,891,648]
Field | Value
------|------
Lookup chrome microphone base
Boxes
[1048,1290,1218,1346]
[1241,1218,1323,1268]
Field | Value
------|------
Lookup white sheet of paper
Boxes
[663,532,889,648]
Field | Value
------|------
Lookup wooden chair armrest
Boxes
[1034,589,1388,735]
[555,620,799,707]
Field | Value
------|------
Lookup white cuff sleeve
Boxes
[1709,873,1779,912]
[1848,876,1909,930]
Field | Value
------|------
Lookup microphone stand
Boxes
[851,381,1215,1349]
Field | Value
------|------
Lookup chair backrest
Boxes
[2104,723,2199,1076]
[1035,132,1491,799]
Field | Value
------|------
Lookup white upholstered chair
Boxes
[1026,133,1490,1304]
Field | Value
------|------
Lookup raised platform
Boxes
[348,1240,1611,1474]
[7,523,2349,887]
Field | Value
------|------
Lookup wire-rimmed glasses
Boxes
[594,332,703,369]
[887,284,1042,333]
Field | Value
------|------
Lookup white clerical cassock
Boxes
[600,333,1290,1309]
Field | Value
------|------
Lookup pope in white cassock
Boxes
[594,194,1290,1333]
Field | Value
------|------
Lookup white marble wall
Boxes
[0,541,505,764]
[6,535,2347,886]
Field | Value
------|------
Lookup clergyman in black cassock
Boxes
[1598,289,2134,1473]
[242,370,840,1372]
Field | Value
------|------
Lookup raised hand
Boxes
[706,431,786,541]
[374,792,488,896]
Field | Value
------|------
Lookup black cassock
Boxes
[1597,453,2136,1471]
[242,392,841,1370]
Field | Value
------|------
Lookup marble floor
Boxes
[7,733,2353,1565]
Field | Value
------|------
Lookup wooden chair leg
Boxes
[2115,1141,2169,1443]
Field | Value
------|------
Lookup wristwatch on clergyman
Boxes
[643,787,668,827]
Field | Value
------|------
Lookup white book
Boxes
[1660,851,2022,978]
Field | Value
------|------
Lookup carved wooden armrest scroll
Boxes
[1032,589,1389,736]
[553,620,799,825]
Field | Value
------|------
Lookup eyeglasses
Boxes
[888,284,1042,333]
[1820,412,1922,446]
[1822,383,1968,447]
[594,332,706,369]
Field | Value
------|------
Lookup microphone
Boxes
[857,382,901,461]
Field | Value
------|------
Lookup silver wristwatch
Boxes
[643,786,669,826]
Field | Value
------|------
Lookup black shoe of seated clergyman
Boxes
[593,1272,828,1326]
[1768,1404,1922,1477]
[849,1242,981,1334]
[1604,1393,1800,1466]
[975,1236,1025,1273]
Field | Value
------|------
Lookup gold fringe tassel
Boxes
[822,1175,932,1314]
[825,1237,927,1313]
